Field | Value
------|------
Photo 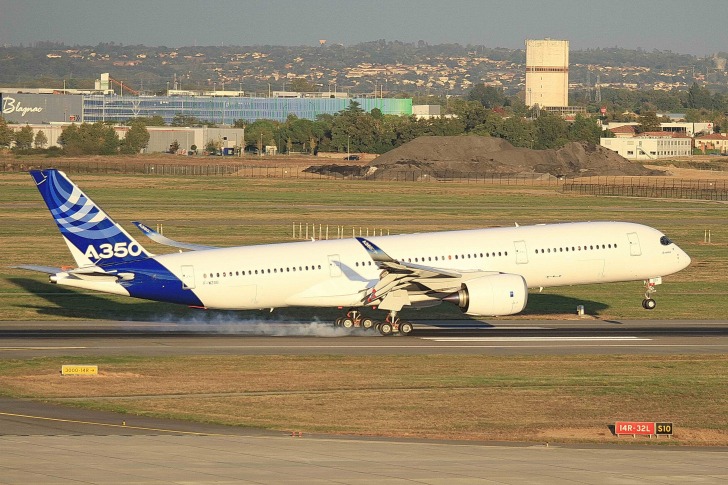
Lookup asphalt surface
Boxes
[1,398,727,484]
[1,318,727,358]
[2,319,727,483]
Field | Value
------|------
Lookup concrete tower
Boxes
[525,39,569,108]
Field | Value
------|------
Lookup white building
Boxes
[412,105,441,119]
[525,39,569,108]
[6,123,244,154]
[600,132,692,160]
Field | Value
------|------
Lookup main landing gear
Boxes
[334,310,374,330]
[641,278,659,310]
[334,309,414,336]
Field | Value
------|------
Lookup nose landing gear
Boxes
[641,278,661,310]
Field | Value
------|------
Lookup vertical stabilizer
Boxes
[30,169,151,268]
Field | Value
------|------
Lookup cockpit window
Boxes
[660,236,672,246]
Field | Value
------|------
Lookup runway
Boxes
[2,319,728,483]
[1,319,728,358]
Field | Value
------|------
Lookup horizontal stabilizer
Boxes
[13,265,63,274]
[132,222,218,251]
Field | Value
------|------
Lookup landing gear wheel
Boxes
[642,298,656,310]
[334,317,342,327]
[361,317,374,330]
[342,317,355,328]
[399,322,414,336]
[379,322,393,336]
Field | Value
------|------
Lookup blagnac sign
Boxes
[2,96,44,117]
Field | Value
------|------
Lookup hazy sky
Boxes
[0,0,724,56]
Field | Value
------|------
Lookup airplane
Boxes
[18,169,691,336]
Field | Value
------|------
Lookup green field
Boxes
[1,172,726,321]
[1,172,727,445]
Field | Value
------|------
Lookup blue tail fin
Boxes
[30,169,151,268]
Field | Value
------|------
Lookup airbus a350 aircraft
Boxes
[20,169,691,335]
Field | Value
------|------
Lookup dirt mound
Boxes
[302,164,367,178]
[366,136,663,179]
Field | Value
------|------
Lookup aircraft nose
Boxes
[678,246,691,269]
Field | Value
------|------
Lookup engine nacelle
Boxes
[444,273,528,316]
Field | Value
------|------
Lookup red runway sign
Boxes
[615,421,655,435]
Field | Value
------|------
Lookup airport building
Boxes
[3,122,245,154]
[600,132,692,160]
[1,86,413,125]
[525,39,569,109]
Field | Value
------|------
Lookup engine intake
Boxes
[444,273,528,316]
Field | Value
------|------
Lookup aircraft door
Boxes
[328,254,342,277]
[627,232,642,256]
[514,240,528,264]
[180,265,196,289]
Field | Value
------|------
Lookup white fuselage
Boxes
[147,221,689,310]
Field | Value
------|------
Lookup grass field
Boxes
[1,172,726,321]
[1,171,727,444]
[0,354,726,445]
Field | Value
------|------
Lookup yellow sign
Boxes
[61,365,98,376]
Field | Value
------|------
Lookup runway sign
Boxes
[61,365,98,376]
[615,421,655,436]
[655,422,673,435]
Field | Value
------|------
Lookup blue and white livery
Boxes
[19,169,691,335]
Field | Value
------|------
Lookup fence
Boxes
[562,177,728,201]
[4,160,728,200]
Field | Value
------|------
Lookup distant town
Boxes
[2,41,727,97]
[2,41,728,160]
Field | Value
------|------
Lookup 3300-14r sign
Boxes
[615,421,673,436]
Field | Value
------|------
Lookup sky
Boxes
[0,0,725,56]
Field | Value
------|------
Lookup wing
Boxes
[355,237,468,307]
[132,222,218,251]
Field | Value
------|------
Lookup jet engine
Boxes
[444,273,528,316]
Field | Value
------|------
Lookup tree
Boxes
[120,122,150,154]
[289,77,316,92]
[244,120,278,152]
[132,115,166,126]
[638,111,662,133]
[0,117,13,148]
[568,115,603,144]
[468,85,506,109]
[533,113,570,149]
[34,130,48,149]
[13,125,34,150]
[204,139,218,155]
[687,82,713,110]
[58,122,119,155]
